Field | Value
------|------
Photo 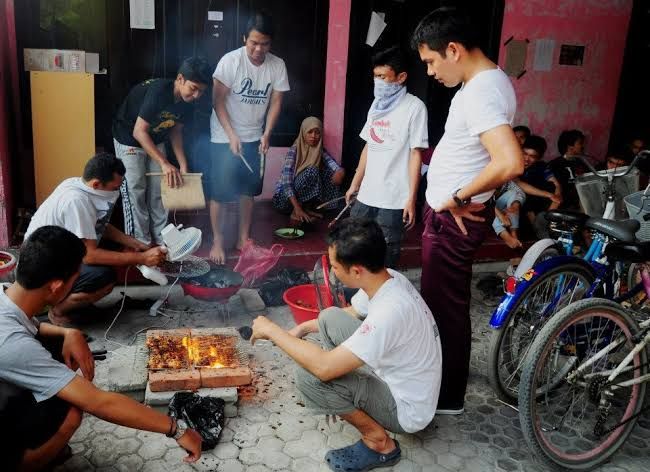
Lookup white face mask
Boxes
[373,77,404,99]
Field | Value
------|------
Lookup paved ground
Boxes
[53,270,649,472]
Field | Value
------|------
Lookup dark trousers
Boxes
[350,201,404,269]
[420,203,494,407]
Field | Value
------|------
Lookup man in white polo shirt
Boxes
[249,218,441,471]
[411,7,523,414]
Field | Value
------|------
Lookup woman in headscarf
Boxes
[272,117,345,222]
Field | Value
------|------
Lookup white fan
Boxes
[138,224,203,285]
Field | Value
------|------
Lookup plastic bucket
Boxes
[283,284,329,324]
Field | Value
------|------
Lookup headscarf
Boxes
[294,116,324,176]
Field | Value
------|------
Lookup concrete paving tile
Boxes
[239,447,265,465]
[115,453,144,472]
[192,452,222,472]
[391,458,422,471]
[137,436,171,460]
[290,457,320,472]
[436,452,465,470]
[87,434,125,467]
[216,459,245,472]
[214,441,241,459]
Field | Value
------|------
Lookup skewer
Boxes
[238,153,254,173]
[328,197,356,228]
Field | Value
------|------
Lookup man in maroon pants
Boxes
[411,7,523,414]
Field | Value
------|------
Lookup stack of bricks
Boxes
[147,328,252,392]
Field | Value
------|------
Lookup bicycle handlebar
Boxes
[574,150,650,181]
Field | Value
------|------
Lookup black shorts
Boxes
[207,141,264,202]
[1,336,71,470]
[71,264,116,294]
[0,391,71,469]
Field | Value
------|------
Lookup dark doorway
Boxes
[609,0,650,154]
[341,0,505,171]
[13,0,328,209]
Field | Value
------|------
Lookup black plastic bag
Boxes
[259,267,310,306]
[168,392,225,450]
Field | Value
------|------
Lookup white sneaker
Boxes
[435,406,465,415]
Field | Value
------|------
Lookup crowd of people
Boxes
[491,126,645,248]
[1,5,647,472]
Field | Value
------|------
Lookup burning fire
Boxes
[182,336,226,369]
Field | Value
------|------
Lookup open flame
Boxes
[182,336,226,369]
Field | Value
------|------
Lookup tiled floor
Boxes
[52,270,650,472]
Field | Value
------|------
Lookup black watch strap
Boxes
[452,189,471,207]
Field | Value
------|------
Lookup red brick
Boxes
[200,366,252,388]
[148,369,200,392]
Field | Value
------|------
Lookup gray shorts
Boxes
[294,307,406,434]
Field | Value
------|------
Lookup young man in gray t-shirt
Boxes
[0,227,202,470]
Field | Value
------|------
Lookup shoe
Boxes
[436,405,465,415]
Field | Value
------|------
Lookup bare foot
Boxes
[209,241,226,264]
[236,238,253,251]
[48,309,73,327]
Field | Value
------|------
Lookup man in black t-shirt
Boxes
[112,57,211,245]
[548,129,588,212]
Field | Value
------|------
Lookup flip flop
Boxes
[325,439,401,471]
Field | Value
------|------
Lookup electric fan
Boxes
[312,255,347,311]
[138,224,207,285]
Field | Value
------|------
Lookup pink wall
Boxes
[260,0,350,199]
[0,0,17,247]
[499,0,632,160]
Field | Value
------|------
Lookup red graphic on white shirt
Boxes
[369,127,384,143]
[369,119,392,144]
[359,323,373,335]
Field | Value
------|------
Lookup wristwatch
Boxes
[452,188,471,207]
[173,419,188,440]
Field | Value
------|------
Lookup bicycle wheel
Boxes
[519,298,647,470]
[488,263,595,403]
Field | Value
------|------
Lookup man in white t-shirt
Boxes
[208,10,290,264]
[250,218,441,471]
[345,46,428,268]
[411,8,523,414]
[24,153,166,325]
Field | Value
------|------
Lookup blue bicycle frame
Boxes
[489,232,618,329]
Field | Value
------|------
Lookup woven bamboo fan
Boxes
[147,172,206,210]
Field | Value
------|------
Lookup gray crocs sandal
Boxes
[324,439,401,471]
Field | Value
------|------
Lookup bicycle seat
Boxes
[545,210,589,226]
[605,241,650,263]
[585,217,640,242]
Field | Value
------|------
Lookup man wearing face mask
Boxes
[345,46,428,268]
[24,153,167,326]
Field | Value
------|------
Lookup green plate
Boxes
[275,227,304,239]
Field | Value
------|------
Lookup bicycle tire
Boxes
[519,298,647,470]
[488,262,595,403]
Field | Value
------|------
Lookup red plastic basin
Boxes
[180,281,241,301]
[283,284,330,324]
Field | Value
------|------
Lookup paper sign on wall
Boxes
[208,11,223,21]
[504,39,528,77]
[366,11,387,47]
[533,39,555,71]
[130,0,155,30]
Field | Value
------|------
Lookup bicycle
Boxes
[487,151,649,403]
[518,240,650,470]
